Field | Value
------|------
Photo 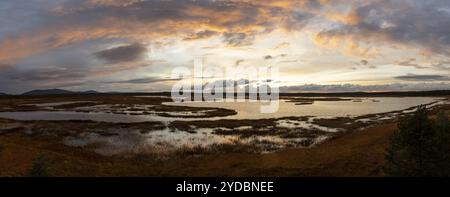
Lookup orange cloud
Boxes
[322,10,361,25]
[1,0,289,62]
[314,31,377,58]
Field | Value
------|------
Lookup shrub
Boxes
[27,153,50,177]
[384,106,450,176]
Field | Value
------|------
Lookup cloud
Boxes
[235,59,245,66]
[94,43,147,63]
[223,32,254,47]
[315,0,450,57]
[0,66,89,93]
[4,0,449,63]
[352,59,376,69]
[184,30,218,41]
[264,55,273,60]
[1,0,314,62]
[280,83,450,93]
[264,54,288,60]
[0,63,12,69]
[273,42,290,49]
[432,60,450,70]
[203,79,251,90]
[282,11,313,31]
[395,58,428,69]
[85,0,142,7]
[315,29,376,57]
[322,9,362,25]
[279,59,298,63]
[360,59,369,65]
[394,74,449,81]
[109,77,181,84]
[7,68,86,82]
[1,0,449,93]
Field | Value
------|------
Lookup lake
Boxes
[0,96,447,156]
[0,97,444,123]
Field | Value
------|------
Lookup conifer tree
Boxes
[384,106,450,176]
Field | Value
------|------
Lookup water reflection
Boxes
[0,97,443,122]
[0,97,446,157]
[165,97,442,119]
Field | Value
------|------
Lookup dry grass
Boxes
[0,121,393,176]
[0,95,448,177]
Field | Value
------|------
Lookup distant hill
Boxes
[279,90,450,97]
[19,89,450,96]
[22,89,100,96]
[0,92,7,96]
[22,89,74,95]
[83,90,99,94]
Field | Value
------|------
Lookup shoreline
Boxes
[0,119,396,176]
[0,96,449,176]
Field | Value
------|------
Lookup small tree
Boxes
[384,106,450,176]
[434,112,450,175]
[27,153,50,177]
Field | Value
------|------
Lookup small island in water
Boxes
[0,90,449,176]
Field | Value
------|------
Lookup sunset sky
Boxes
[0,0,449,94]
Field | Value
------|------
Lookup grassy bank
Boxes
[0,120,396,176]
[0,95,448,177]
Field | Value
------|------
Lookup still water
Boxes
[0,97,446,155]
[0,97,443,122]
[164,97,442,119]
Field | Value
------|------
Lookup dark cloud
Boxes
[223,32,253,47]
[1,0,298,61]
[0,66,89,93]
[282,11,313,31]
[395,58,428,69]
[280,83,450,93]
[7,68,86,82]
[203,79,251,89]
[94,43,147,63]
[264,55,273,60]
[4,0,449,61]
[0,41,96,82]
[1,0,449,93]
[235,59,245,66]
[0,39,155,93]
[110,77,181,84]
[264,54,288,60]
[394,74,449,81]
[317,0,450,57]
[360,60,369,65]
[184,30,218,41]
[0,63,12,68]
[352,59,376,69]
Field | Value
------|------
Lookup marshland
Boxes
[0,92,449,176]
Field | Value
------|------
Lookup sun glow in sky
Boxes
[0,0,449,94]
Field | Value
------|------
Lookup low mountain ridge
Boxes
[22,89,100,95]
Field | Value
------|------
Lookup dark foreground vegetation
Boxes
[0,94,448,176]
[384,106,450,176]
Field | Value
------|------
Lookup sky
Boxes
[0,0,449,94]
